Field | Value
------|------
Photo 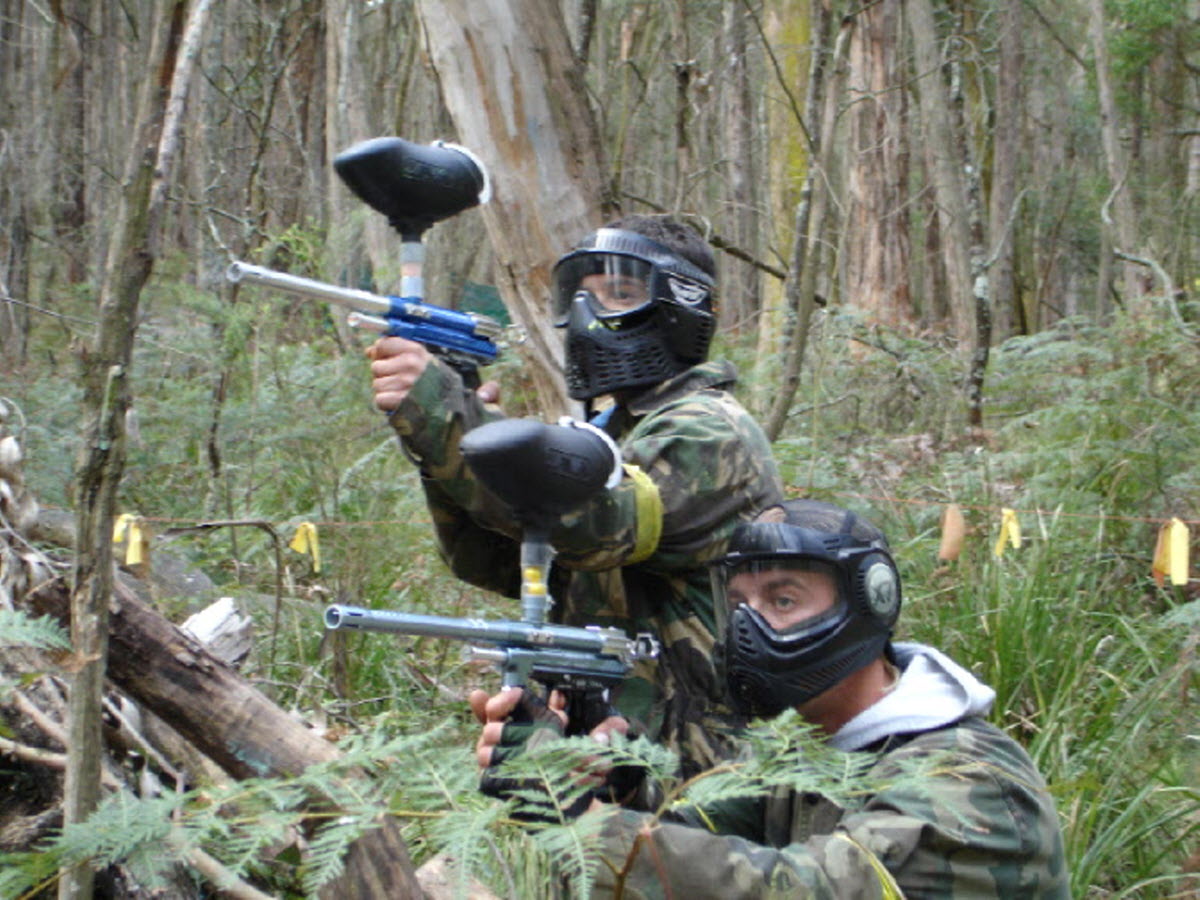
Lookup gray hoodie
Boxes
[830,641,997,752]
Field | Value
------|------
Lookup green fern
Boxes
[0,608,70,652]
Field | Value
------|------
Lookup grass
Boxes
[912,536,1199,893]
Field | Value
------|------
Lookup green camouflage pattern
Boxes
[388,358,784,776]
[593,716,1070,898]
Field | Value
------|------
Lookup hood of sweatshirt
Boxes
[829,642,996,752]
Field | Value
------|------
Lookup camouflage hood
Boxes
[830,642,997,752]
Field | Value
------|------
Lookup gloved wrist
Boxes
[479,692,592,822]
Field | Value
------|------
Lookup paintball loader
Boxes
[324,417,660,734]
[227,137,499,382]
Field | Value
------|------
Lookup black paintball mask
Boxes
[551,228,716,401]
[712,501,902,719]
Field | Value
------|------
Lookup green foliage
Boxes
[1107,0,1197,84]
[0,848,60,900]
[986,314,1200,545]
[1,0,1195,893]
[675,711,878,812]
[904,533,1199,893]
[0,608,70,653]
[0,609,71,710]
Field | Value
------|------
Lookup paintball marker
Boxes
[324,417,659,734]
[227,137,498,382]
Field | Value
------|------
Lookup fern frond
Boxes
[0,608,70,651]
[300,814,378,896]
[0,849,61,899]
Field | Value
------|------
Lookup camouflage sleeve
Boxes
[592,720,1069,899]
[420,476,521,596]
[592,807,862,900]
[387,357,504,492]
[395,368,779,578]
[551,390,782,572]
[387,359,520,590]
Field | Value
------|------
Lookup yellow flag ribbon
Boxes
[112,513,146,566]
[1152,518,1190,587]
[289,521,321,572]
[993,508,1021,558]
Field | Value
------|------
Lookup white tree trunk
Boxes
[415,0,610,418]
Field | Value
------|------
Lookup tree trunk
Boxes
[754,0,810,414]
[945,30,991,430]
[1,0,51,364]
[668,0,694,211]
[719,2,762,332]
[907,0,973,346]
[49,0,88,284]
[1087,0,1143,310]
[64,4,196,894]
[39,581,340,780]
[844,0,912,330]
[763,5,849,441]
[414,0,610,420]
[988,1,1023,340]
[324,0,387,344]
[0,202,30,367]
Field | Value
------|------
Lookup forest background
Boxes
[1,0,1199,897]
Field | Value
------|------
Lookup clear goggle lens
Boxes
[712,559,845,643]
[553,254,655,322]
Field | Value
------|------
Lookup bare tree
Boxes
[64,3,211,894]
[909,0,995,428]
[907,0,973,346]
[719,1,763,331]
[751,0,813,409]
[1087,0,1144,309]
[764,3,850,441]
[988,1,1024,338]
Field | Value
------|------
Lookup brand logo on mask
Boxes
[864,561,899,619]
[668,276,708,306]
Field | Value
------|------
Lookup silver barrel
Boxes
[226,260,503,339]
[226,261,392,316]
[322,604,651,663]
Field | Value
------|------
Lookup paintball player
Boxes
[471,499,1070,897]
[367,214,784,776]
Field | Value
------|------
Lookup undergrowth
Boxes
[2,284,1198,895]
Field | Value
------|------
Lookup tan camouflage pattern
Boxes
[389,358,784,776]
[593,716,1069,898]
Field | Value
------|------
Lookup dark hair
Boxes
[601,214,716,279]
[754,499,891,551]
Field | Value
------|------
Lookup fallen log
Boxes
[25,573,426,897]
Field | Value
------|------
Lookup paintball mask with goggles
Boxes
[712,501,902,719]
[552,228,716,400]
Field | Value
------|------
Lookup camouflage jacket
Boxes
[388,358,783,774]
[591,647,1070,899]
